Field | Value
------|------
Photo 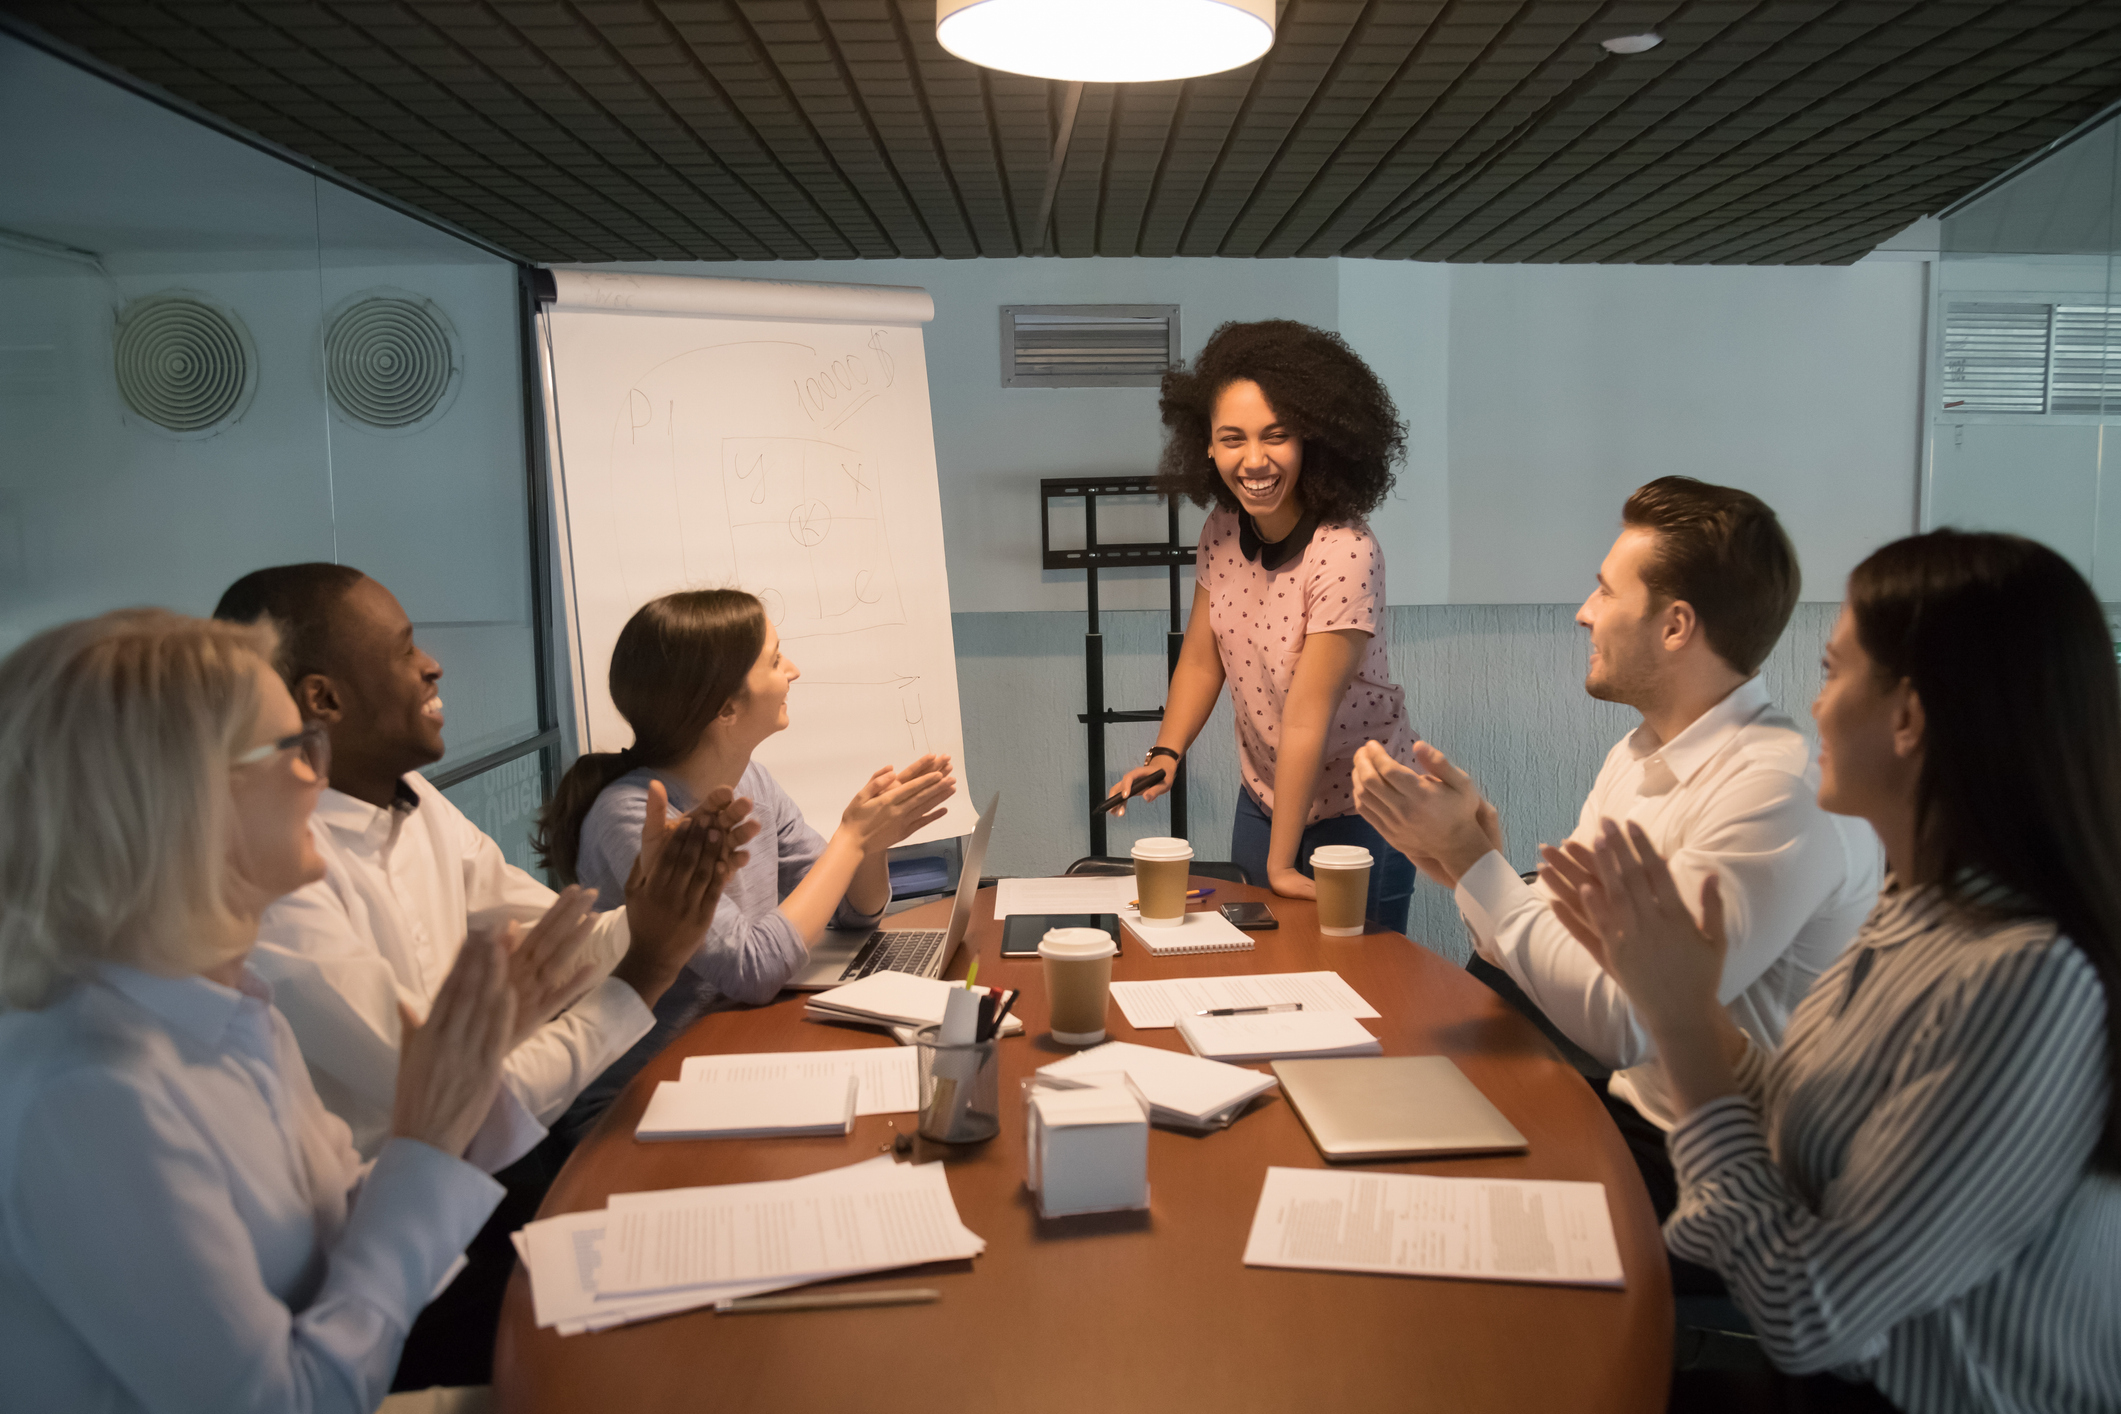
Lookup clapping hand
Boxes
[1538,819,1727,1038]
[842,754,955,852]
[393,928,515,1159]
[1350,740,1502,887]
[618,781,759,1004]
[490,884,601,1050]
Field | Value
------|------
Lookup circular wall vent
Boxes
[113,295,255,434]
[324,294,459,430]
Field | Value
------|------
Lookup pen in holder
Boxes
[913,1024,1001,1143]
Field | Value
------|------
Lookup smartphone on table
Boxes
[1220,901,1278,931]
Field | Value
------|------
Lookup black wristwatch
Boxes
[1145,746,1180,767]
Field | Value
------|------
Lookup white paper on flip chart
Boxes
[677,1048,919,1115]
[1242,1167,1624,1288]
[992,875,1139,918]
[1107,972,1382,1030]
[600,1158,983,1299]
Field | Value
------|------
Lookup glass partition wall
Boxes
[0,33,557,872]
[1930,108,2121,608]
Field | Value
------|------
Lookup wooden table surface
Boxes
[494,881,1673,1414]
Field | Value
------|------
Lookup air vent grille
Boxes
[1002,305,1179,388]
[1940,301,2121,416]
[325,294,458,428]
[114,296,253,432]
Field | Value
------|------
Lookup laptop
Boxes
[1271,1056,1528,1162]
[786,792,999,990]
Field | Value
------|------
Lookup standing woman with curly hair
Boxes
[1108,320,1420,930]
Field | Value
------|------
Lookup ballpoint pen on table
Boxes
[1195,1002,1303,1017]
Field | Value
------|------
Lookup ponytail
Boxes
[532,590,767,882]
[533,748,642,885]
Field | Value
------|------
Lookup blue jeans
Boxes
[1231,786,1415,936]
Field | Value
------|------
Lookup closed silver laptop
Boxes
[786,793,998,990]
[1272,1056,1528,1161]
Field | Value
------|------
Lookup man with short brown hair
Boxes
[1352,478,1879,1226]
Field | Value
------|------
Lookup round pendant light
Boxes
[936,0,1275,84]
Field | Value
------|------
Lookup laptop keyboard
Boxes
[838,928,948,982]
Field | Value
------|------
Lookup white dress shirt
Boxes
[252,773,654,1171]
[1455,676,1881,1129]
[0,964,501,1414]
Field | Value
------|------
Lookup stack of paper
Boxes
[1243,1166,1623,1288]
[635,1074,857,1141]
[994,875,1140,917]
[1038,1041,1277,1131]
[1107,972,1381,1029]
[1116,906,1254,956]
[677,1048,919,1116]
[1175,1011,1383,1063]
[514,1158,984,1334]
[805,972,1025,1040]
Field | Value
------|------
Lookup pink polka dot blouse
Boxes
[1195,507,1416,826]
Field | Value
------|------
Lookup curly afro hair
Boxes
[1155,319,1405,525]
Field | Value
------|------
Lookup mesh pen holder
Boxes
[913,1024,1001,1143]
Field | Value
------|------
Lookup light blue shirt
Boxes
[0,964,502,1413]
[577,761,886,1009]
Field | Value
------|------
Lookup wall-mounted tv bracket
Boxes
[1039,475,1195,856]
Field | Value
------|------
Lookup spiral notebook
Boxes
[1117,906,1254,956]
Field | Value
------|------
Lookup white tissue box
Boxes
[1025,1072,1150,1219]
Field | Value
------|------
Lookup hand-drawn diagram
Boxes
[722,436,903,639]
[555,308,969,845]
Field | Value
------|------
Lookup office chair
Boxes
[1065,856,1254,885]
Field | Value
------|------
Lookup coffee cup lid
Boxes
[1310,844,1374,869]
[1039,927,1117,960]
[1129,836,1194,861]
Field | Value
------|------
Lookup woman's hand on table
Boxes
[1268,864,1316,900]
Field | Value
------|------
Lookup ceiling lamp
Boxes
[936,0,1275,84]
[1599,33,1664,55]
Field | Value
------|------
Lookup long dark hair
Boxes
[1154,319,1404,525]
[1848,530,2121,1171]
[533,589,767,883]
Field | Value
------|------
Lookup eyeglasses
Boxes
[233,721,331,778]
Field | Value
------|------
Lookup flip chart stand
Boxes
[1039,475,1194,856]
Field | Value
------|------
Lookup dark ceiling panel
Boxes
[9,0,2121,264]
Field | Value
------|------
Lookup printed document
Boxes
[993,875,1140,918]
[1243,1167,1623,1288]
[1108,971,1380,1029]
[678,1047,919,1115]
[601,1159,983,1298]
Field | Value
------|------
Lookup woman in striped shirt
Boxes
[1540,530,2121,1413]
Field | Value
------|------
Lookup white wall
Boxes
[1447,263,1927,603]
[588,257,1925,610]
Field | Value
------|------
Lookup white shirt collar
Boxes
[312,778,422,852]
[101,963,271,1049]
[1625,676,1774,790]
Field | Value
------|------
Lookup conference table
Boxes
[494,881,1673,1413]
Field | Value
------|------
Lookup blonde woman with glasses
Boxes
[0,610,525,1413]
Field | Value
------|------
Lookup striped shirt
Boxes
[1666,879,2121,1413]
